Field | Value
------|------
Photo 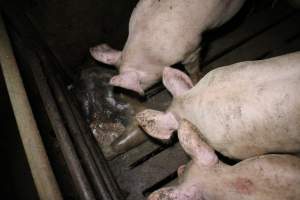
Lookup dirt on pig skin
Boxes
[148,120,300,200]
[230,177,255,195]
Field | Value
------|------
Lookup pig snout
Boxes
[148,187,178,200]
[109,70,162,95]
[148,186,201,200]
[109,71,145,95]
[136,109,179,140]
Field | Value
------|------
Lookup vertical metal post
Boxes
[0,14,63,200]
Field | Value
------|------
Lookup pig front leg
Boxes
[182,48,203,84]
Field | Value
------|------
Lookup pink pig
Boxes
[148,119,300,200]
[136,52,300,159]
[90,0,245,95]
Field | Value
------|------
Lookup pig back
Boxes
[124,0,244,68]
[176,155,300,200]
[218,155,300,200]
[186,52,300,159]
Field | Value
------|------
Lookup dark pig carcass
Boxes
[73,60,148,159]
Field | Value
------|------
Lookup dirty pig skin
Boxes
[90,0,245,95]
[136,52,300,159]
[148,119,300,200]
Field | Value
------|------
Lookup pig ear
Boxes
[178,119,218,167]
[89,43,121,66]
[162,67,193,97]
[109,71,144,95]
[136,109,178,140]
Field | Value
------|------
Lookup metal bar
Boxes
[3,8,125,200]
[38,53,114,200]
[30,50,96,200]
[0,14,62,200]
[6,27,96,200]
[23,11,125,199]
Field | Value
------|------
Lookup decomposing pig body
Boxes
[90,0,245,95]
[148,120,300,200]
[137,52,300,159]
[74,60,147,159]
